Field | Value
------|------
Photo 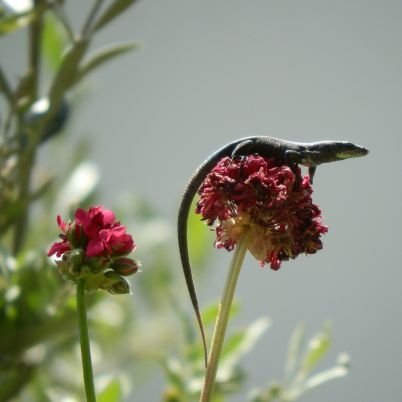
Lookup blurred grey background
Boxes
[2,0,401,401]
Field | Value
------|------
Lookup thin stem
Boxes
[51,2,75,42]
[81,0,105,37]
[199,228,250,402]
[12,148,34,254]
[0,65,15,139]
[0,65,14,104]
[29,0,44,98]
[77,278,97,402]
[12,1,44,254]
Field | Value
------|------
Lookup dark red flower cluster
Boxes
[196,155,328,270]
[48,206,138,293]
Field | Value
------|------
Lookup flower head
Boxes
[196,155,328,269]
[48,205,139,293]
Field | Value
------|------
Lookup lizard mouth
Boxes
[336,144,369,159]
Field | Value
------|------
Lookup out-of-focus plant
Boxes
[250,324,350,402]
[0,1,142,400]
[0,0,140,253]
[162,301,270,402]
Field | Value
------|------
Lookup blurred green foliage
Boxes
[250,323,350,402]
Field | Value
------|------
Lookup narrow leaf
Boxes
[42,12,67,70]
[188,199,214,271]
[98,379,122,402]
[285,323,305,380]
[93,0,136,32]
[0,64,13,102]
[74,42,139,84]
[161,359,186,390]
[300,324,331,374]
[303,364,349,391]
[48,37,89,103]
[202,300,240,327]
[220,318,270,369]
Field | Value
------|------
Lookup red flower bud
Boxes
[111,257,139,276]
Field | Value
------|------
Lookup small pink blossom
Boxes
[47,238,71,258]
[47,215,73,257]
[86,225,135,257]
[47,205,138,293]
[75,206,116,237]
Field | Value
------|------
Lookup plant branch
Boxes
[0,65,15,139]
[28,0,44,98]
[50,1,75,42]
[12,1,44,254]
[81,0,105,37]
[0,65,14,104]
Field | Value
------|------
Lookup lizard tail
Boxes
[197,306,209,367]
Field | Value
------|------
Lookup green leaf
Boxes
[250,384,282,402]
[42,12,67,71]
[188,199,214,271]
[161,359,186,391]
[93,0,136,32]
[300,323,331,375]
[0,245,15,301]
[202,300,240,327]
[48,37,89,104]
[285,323,305,379]
[74,42,139,84]
[303,361,349,391]
[220,317,270,369]
[0,10,34,35]
[39,37,88,135]
[98,379,122,402]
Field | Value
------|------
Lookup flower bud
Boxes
[65,222,85,249]
[102,271,131,295]
[111,257,139,276]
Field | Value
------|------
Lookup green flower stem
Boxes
[199,227,250,402]
[77,278,97,402]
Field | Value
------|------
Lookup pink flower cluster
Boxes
[48,206,138,293]
[196,155,328,270]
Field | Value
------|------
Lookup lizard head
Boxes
[302,141,369,166]
[332,141,369,160]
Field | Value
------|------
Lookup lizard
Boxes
[177,136,369,367]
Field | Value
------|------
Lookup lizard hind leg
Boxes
[231,139,255,157]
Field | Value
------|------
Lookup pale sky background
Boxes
[2,1,402,401]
